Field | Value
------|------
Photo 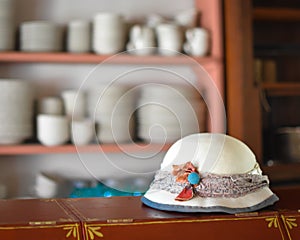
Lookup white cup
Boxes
[37,114,70,146]
[183,27,210,56]
[71,119,95,146]
[61,90,86,120]
[127,25,156,55]
[156,23,183,55]
[37,97,64,115]
[67,20,91,53]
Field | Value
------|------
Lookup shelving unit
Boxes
[263,82,300,96]
[0,0,225,154]
[0,0,225,198]
[253,8,300,21]
[225,0,300,184]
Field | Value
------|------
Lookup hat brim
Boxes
[141,187,279,214]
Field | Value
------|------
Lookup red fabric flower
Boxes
[172,161,199,201]
[172,161,198,183]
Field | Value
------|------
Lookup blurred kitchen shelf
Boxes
[262,82,300,96]
[0,143,172,155]
[0,51,220,67]
[253,8,300,21]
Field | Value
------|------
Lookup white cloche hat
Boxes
[141,133,279,213]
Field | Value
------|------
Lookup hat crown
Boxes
[161,133,257,175]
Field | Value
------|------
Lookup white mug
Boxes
[184,27,210,56]
[37,114,70,146]
[127,25,156,55]
[156,23,183,55]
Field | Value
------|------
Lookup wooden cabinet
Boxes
[225,0,300,183]
[0,191,299,240]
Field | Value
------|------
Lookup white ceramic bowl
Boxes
[71,119,95,146]
[37,114,70,146]
[34,173,58,198]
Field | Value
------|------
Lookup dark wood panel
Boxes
[224,0,262,159]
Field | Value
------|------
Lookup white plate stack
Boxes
[20,21,64,52]
[66,20,91,53]
[92,12,126,54]
[88,84,136,143]
[0,0,15,51]
[137,84,206,143]
[0,79,34,144]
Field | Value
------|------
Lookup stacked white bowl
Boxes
[20,21,64,52]
[92,12,126,54]
[0,79,34,144]
[37,89,95,146]
[66,20,91,53]
[0,0,15,50]
[88,84,135,143]
[137,84,206,143]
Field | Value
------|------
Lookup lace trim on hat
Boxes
[149,171,269,198]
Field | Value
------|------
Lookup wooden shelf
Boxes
[0,51,219,67]
[262,82,300,96]
[253,8,300,21]
[263,162,300,183]
[0,143,172,155]
[254,45,300,57]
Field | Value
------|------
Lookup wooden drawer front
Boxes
[82,214,286,240]
[280,211,300,240]
[0,223,81,240]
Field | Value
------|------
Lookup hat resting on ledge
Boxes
[141,133,279,214]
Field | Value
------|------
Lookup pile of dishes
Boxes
[92,12,126,54]
[0,0,15,50]
[0,79,34,144]
[137,84,206,143]
[19,21,64,52]
[88,84,136,143]
[66,20,91,53]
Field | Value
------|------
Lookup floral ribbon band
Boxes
[150,161,269,201]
